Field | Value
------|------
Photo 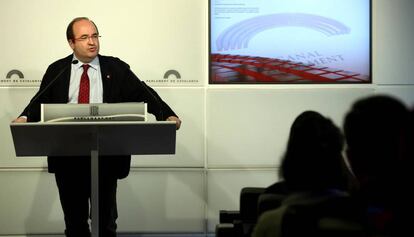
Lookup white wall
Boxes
[1,0,414,235]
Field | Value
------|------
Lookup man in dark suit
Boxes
[12,17,181,237]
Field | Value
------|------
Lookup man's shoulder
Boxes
[98,55,128,66]
[48,55,128,66]
[48,55,73,67]
[98,55,132,75]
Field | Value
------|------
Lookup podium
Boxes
[10,121,176,237]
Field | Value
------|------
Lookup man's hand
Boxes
[166,116,182,130]
[12,117,27,123]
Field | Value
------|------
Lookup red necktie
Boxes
[78,64,90,103]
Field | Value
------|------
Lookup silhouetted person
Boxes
[279,111,348,192]
[253,111,360,237]
[343,95,411,237]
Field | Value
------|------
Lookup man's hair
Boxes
[66,17,99,41]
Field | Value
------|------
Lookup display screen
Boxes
[209,0,371,84]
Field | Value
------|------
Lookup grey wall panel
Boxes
[0,170,205,234]
[0,171,64,235]
[374,0,414,85]
[375,85,414,108]
[0,0,206,88]
[117,170,205,233]
[131,88,205,167]
[206,87,373,168]
[0,88,46,168]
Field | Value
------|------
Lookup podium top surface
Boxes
[11,121,174,126]
[10,121,177,157]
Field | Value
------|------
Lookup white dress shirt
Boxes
[68,56,103,103]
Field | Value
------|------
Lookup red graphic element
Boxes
[211,54,369,84]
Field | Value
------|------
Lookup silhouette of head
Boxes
[280,111,347,192]
[343,95,409,186]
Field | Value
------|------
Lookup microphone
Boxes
[24,60,78,121]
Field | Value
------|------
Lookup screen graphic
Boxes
[210,0,371,84]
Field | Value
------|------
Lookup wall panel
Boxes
[131,88,205,168]
[373,0,414,85]
[117,170,205,233]
[206,87,373,168]
[0,88,46,168]
[0,171,63,235]
[0,170,205,235]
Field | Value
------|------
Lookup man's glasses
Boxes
[74,34,101,42]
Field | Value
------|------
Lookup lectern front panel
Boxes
[10,121,176,157]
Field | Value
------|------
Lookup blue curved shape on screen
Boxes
[216,13,350,51]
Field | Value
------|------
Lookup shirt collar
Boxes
[72,55,100,70]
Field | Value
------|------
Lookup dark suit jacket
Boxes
[21,54,178,179]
